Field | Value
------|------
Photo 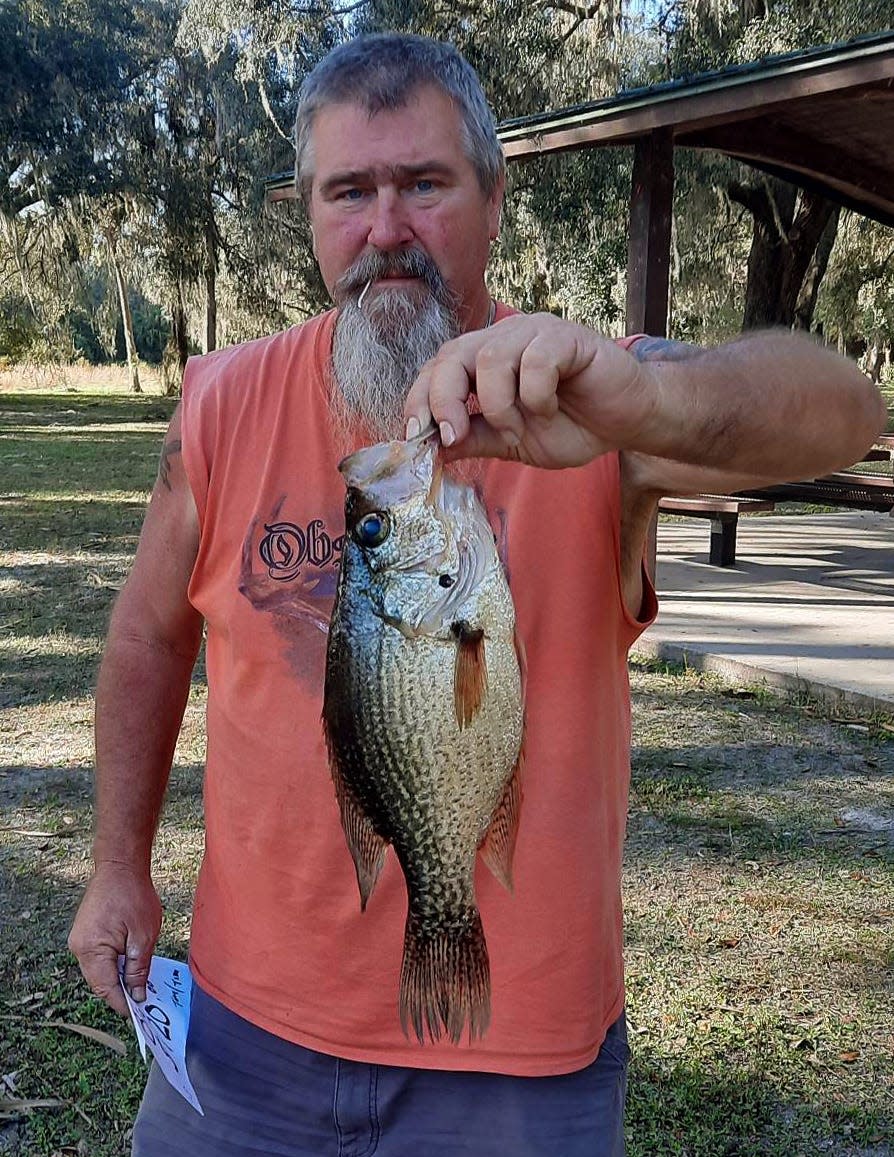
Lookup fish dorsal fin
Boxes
[452,622,487,728]
[479,752,523,892]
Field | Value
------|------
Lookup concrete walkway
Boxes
[633,510,894,712]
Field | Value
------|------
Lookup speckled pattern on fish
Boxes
[323,427,525,1045]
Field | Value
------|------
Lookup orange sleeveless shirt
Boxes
[180,306,656,1076]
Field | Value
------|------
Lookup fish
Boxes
[322,426,525,1044]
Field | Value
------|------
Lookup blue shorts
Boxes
[132,984,628,1156]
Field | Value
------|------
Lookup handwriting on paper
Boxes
[118,955,204,1116]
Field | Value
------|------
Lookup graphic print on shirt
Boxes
[238,489,511,689]
[238,494,344,686]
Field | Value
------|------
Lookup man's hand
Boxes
[406,313,886,484]
[404,313,651,468]
[68,863,162,1016]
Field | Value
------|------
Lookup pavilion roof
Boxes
[497,31,894,226]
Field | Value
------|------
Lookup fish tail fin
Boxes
[399,909,490,1045]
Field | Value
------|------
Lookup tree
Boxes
[816,213,894,376]
[3,0,893,375]
[0,1,162,215]
[100,197,143,391]
[0,0,164,383]
[726,177,838,330]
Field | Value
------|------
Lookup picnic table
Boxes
[864,433,894,465]
[657,494,777,566]
[659,435,894,566]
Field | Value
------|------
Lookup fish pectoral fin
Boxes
[479,755,523,893]
[452,622,487,728]
[326,755,389,909]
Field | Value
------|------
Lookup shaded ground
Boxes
[1,392,892,1155]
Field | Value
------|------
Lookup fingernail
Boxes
[405,416,421,439]
[130,986,146,1003]
[439,421,455,447]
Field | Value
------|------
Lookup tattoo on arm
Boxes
[629,336,701,362]
[158,438,182,492]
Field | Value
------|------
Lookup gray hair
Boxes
[294,33,504,203]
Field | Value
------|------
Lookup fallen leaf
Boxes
[3,829,72,839]
[0,1096,64,1119]
[839,1050,860,1062]
[45,1022,127,1056]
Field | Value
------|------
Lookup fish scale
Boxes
[323,427,524,1044]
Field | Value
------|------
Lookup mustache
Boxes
[333,248,447,302]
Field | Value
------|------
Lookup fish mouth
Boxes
[338,423,438,479]
[338,423,442,509]
[406,420,439,450]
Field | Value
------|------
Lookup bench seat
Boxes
[658,495,776,566]
[738,472,894,512]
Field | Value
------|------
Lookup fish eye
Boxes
[353,510,391,548]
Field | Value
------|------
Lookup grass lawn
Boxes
[1,388,892,1156]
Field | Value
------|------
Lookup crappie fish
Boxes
[323,427,524,1044]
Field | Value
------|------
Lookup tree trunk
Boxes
[730,177,838,331]
[795,206,840,332]
[736,178,796,329]
[165,281,190,397]
[108,239,141,394]
[865,344,884,382]
[174,283,189,368]
[204,215,217,355]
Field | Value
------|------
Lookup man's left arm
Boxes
[612,329,885,616]
[619,332,887,499]
[405,315,886,619]
[405,315,886,483]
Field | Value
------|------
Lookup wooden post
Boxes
[626,128,674,338]
[626,128,674,580]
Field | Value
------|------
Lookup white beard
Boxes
[328,248,461,446]
[330,290,458,444]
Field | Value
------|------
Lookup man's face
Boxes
[306,85,504,332]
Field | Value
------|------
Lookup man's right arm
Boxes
[68,404,203,1015]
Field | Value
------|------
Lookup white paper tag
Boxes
[118,955,204,1116]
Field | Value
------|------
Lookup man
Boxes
[68,33,884,1157]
